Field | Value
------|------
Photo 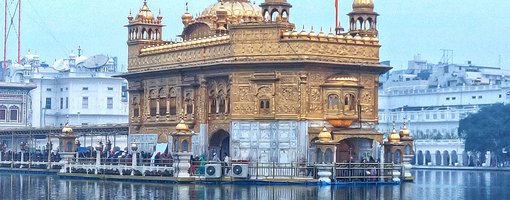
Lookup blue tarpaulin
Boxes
[77,147,90,154]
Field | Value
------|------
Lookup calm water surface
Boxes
[0,170,509,200]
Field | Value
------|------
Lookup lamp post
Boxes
[75,139,81,163]
[131,142,138,176]
[47,137,53,169]
[0,142,5,162]
[20,141,26,166]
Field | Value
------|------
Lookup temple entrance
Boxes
[336,140,351,163]
[208,129,230,161]
[336,138,377,163]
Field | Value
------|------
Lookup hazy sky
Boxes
[3,0,509,70]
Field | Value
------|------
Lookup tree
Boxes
[458,103,510,159]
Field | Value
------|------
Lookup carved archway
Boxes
[209,129,230,160]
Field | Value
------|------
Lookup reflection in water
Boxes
[0,170,509,199]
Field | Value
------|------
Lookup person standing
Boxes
[223,153,230,175]
[212,152,220,162]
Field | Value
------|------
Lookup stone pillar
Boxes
[173,152,192,177]
[315,163,333,185]
[95,150,101,174]
[457,153,463,166]
[402,155,414,181]
[392,165,401,182]
[430,153,436,166]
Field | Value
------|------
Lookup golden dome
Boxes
[388,126,400,143]
[176,119,189,132]
[182,11,193,25]
[353,0,374,10]
[198,0,263,23]
[136,0,154,21]
[399,121,410,138]
[318,127,332,142]
[62,123,73,135]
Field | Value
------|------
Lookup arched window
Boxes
[325,149,333,163]
[328,94,339,110]
[9,105,19,122]
[219,98,226,113]
[150,99,157,116]
[271,9,279,22]
[159,88,167,116]
[132,97,140,117]
[394,150,402,164]
[182,140,189,152]
[264,10,271,22]
[316,149,323,163]
[185,93,193,115]
[405,145,412,155]
[357,18,363,30]
[385,151,392,163]
[210,98,217,114]
[174,140,179,152]
[218,89,226,113]
[169,88,177,115]
[260,99,270,109]
[344,94,356,111]
[367,18,373,30]
[282,10,289,20]
[0,105,6,121]
[66,141,73,152]
[209,89,217,114]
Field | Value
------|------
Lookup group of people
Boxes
[0,150,61,162]
[190,153,231,175]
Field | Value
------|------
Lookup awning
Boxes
[150,143,168,164]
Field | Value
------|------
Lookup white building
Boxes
[5,51,129,128]
[378,55,510,166]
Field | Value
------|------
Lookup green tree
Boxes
[458,103,510,159]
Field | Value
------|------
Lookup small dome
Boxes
[388,126,400,143]
[136,0,154,21]
[399,121,410,138]
[352,0,374,10]
[182,11,193,25]
[318,127,332,142]
[62,123,73,135]
[176,119,189,132]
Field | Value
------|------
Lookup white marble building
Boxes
[378,55,510,166]
[4,51,129,128]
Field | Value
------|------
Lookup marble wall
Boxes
[230,121,308,163]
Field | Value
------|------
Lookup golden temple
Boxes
[121,0,406,164]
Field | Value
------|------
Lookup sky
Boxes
[2,0,509,70]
